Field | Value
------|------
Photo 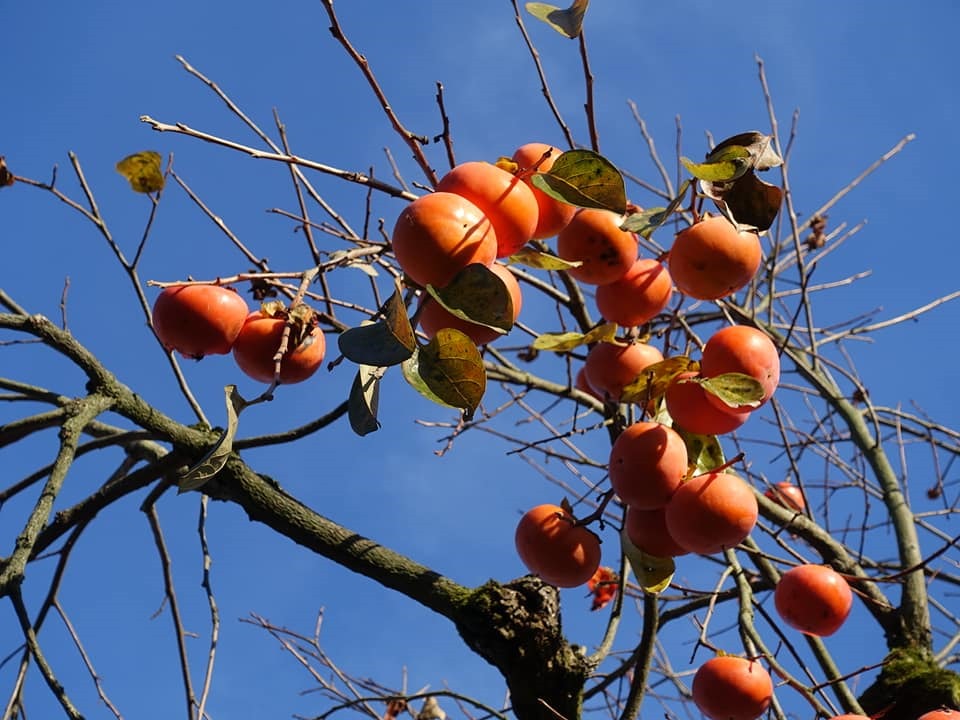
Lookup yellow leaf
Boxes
[116,150,165,193]
[525,0,589,38]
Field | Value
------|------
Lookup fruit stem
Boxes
[574,489,616,530]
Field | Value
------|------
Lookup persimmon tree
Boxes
[2,3,959,720]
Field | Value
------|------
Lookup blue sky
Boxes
[3,2,959,719]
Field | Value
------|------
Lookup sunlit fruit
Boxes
[586,566,618,611]
[557,208,638,285]
[152,284,249,359]
[918,709,959,720]
[418,263,523,346]
[665,371,751,435]
[575,367,602,402]
[515,503,602,588]
[625,506,689,558]
[774,563,853,636]
[232,311,326,384]
[391,191,498,288]
[609,421,688,509]
[665,470,758,554]
[668,215,762,300]
[764,481,805,512]
[511,142,577,239]
[595,258,673,327]
[436,161,538,257]
[692,656,773,720]
[701,325,780,412]
[583,341,664,403]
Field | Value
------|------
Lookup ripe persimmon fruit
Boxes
[595,257,673,328]
[583,341,663,403]
[701,325,780,411]
[511,142,577,239]
[692,656,773,720]
[668,215,762,300]
[436,161,538,258]
[232,311,326,384]
[152,284,249,359]
[515,504,602,588]
[918,710,960,720]
[391,192,498,288]
[557,208,638,285]
[665,470,758,554]
[575,367,602,403]
[774,563,853,636]
[665,371,751,436]
[624,506,689,558]
[764,481,805,512]
[609,421,688,510]
[418,263,523,346]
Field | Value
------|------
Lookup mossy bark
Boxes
[454,577,589,720]
[858,647,960,720]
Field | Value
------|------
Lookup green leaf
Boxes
[525,0,589,38]
[530,149,626,214]
[116,150,165,193]
[690,132,783,230]
[699,372,764,409]
[426,263,513,334]
[532,321,618,352]
[619,207,668,236]
[406,329,486,420]
[619,179,692,237]
[674,426,727,474]
[179,385,246,492]
[711,131,782,171]
[620,356,697,405]
[682,145,752,183]
[620,524,675,594]
[348,365,383,436]
[402,349,448,409]
[508,247,582,271]
[337,288,416,366]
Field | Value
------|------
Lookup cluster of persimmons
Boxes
[151,285,327,385]
[373,144,858,720]
[148,139,872,720]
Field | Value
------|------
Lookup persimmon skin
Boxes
[665,470,758,554]
[595,258,673,327]
[418,263,523,346]
[557,208,638,285]
[668,216,762,300]
[514,504,602,588]
[391,192,498,288]
[436,161,538,258]
[774,564,853,636]
[511,142,577,239]
[583,341,663,403]
[692,656,773,720]
[152,284,249,359]
[609,421,688,510]
[918,710,960,720]
[764,481,805,512]
[665,371,751,435]
[625,506,689,558]
[701,325,780,412]
[232,312,326,385]
[575,367,602,402]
